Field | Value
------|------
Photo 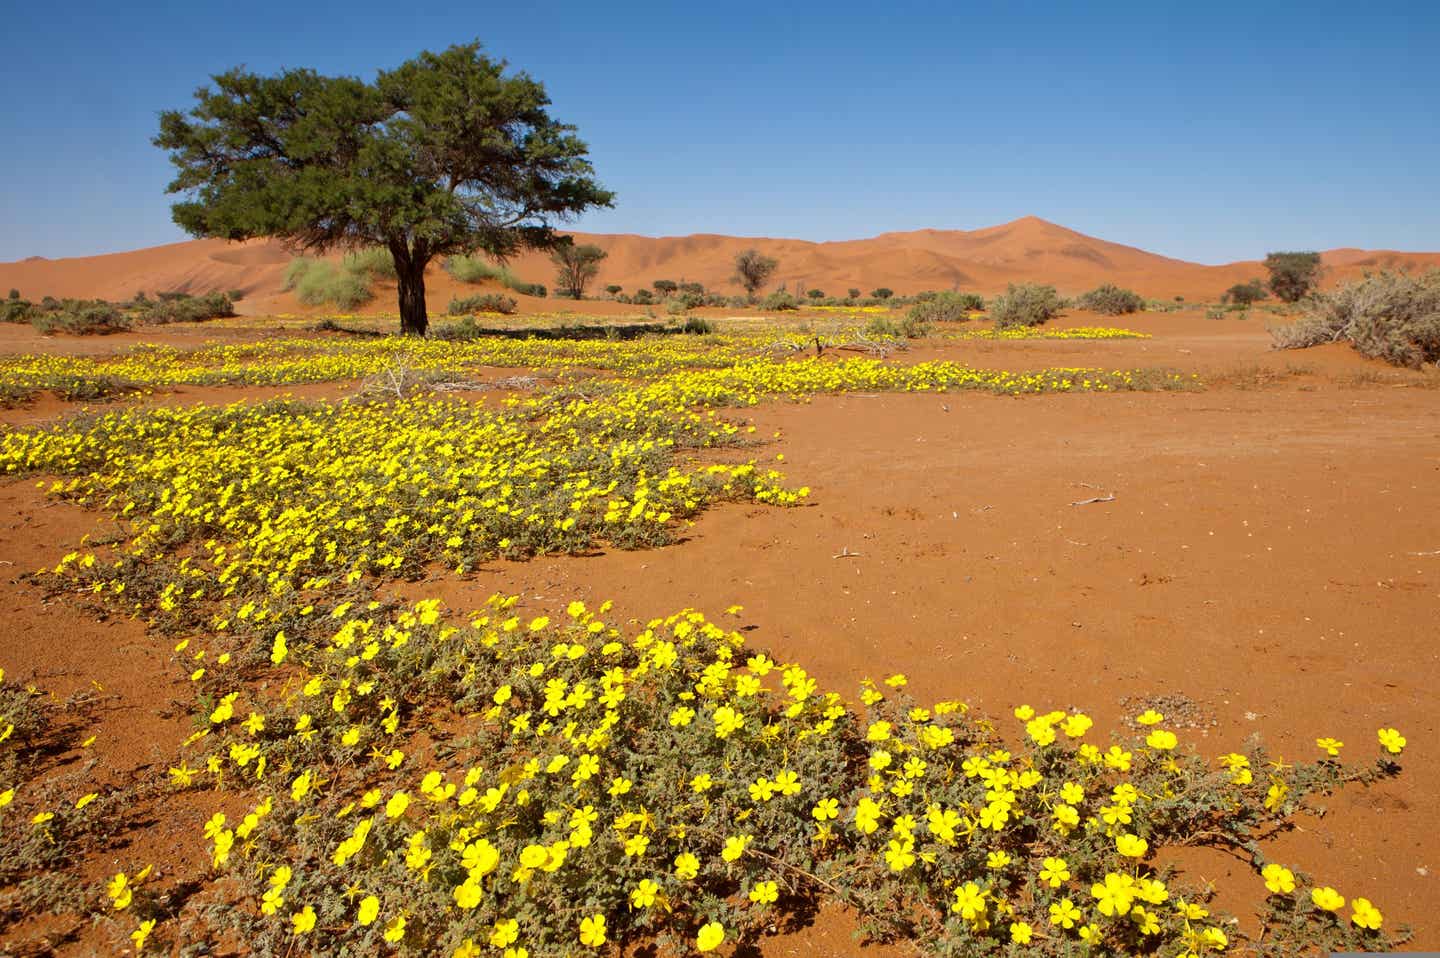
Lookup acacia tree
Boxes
[551,242,607,299]
[1264,251,1323,303]
[732,249,778,301]
[154,43,613,335]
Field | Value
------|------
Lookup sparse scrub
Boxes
[136,291,236,324]
[444,255,548,297]
[448,293,518,315]
[760,290,799,311]
[29,300,131,335]
[990,283,1064,328]
[1222,279,1269,306]
[907,290,982,325]
[285,257,376,309]
[1076,284,1145,315]
[1270,270,1440,368]
[732,249,779,300]
[1264,251,1324,303]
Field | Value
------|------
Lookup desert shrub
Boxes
[1223,280,1269,306]
[227,288,246,301]
[991,283,1063,328]
[1264,251,1324,303]
[30,301,130,335]
[866,313,930,339]
[806,288,825,299]
[652,279,678,298]
[7,289,18,300]
[342,246,398,280]
[1271,270,1440,368]
[605,285,622,297]
[448,293,517,315]
[288,259,375,309]
[444,255,546,297]
[906,291,980,325]
[871,287,893,300]
[681,315,715,334]
[760,290,799,311]
[632,289,655,306]
[137,291,236,325]
[0,297,33,324]
[1075,284,1145,316]
[666,299,688,316]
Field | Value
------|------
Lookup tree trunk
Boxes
[390,239,430,337]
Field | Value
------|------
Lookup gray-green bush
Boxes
[285,257,376,310]
[907,291,982,325]
[444,255,546,297]
[990,283,1063,328]
[1075,284,1145,315]
[448,293,518,315]
[1271,270,1440,368]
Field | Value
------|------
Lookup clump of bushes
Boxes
[760,290,799,311]
[137,291,236,324]
[990,283,1063,328]
[29,300,131,335]
[443,254,547,297]
[342,247,398,281]
[1075,284,1145,316]
[284,257,376,310]
[681,316,715,334]
[448,293,518,316]
[1222,279,1269,306]
[865,313,931,339]
[907,291,982,325]
[1271,270,1440,368]
[2,292,33,324]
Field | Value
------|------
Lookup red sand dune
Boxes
[4,217,1438,312]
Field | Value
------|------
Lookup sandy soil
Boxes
[2,312,1437,954]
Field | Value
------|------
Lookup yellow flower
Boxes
[749,880,779,904]
[1311,886,1345,912]
[951,882,987,921]
[383,915,406,943]
[358,894,380,926]
[490,919,520,948]
[579,913,607,948]
[131,919,156,953]
[1116,834,1149,858]
[385,791,411,818]
[1351,898,1383,930]
[1145,729,1178,750]
[674,852,700,880]
[630,879,660,908]
[1377,728,1406,754]
[1050,898,1082,928]
[1039,856,1070,887]
[696,921,725,952]
[291,905,316,935]
[1261,863,1296,895]
[1315,737,1344,757]
[1010,921,1033,944]
[721,835,751,862]
[1136,709,1164,725]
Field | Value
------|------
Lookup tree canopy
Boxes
[154,43,614,335]
[1263,251,1323,304]
[732,249,778,300]
[551,242,607,299]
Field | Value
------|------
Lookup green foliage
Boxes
[136,291,236,325]
[1271,269,1440,367]
[991,283,1063,329]
[865,313,931,339]
[681,316,715,334]
[1264,251,1323,303]
[448,293,518,316]
[652,279,678,298]
[605,285,622,297]
[444,256,546,297]
[0,297,33,324]
[1075,284,1145,316]
[287,258,376,310]
[848,287,861,299]
[342,247,398,280]
[551,243,608,299]
[870,287,894,300]
[806,288,825,299]
[7,289,19,300]
[1223,279,1269,306]
[907,291,983,326]
[760,290,799,311]
[29,301,131,335]
[155,42,613,335]
[732,249,779,298]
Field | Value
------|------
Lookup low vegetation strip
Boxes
[0,350,1406,956]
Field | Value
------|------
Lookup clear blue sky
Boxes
[2,1,1436,264]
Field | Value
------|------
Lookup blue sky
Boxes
[2,1,1436,264]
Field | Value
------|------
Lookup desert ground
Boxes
[1,230,1437,956]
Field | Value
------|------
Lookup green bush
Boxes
[1,298,33,324]
[1222,280,1269,306]
[870,287,893,300]
[287,259,375,310]
[1264,251,1323,303]
[665,299,688,316]
[990,283,1063,328]
[760,290,799,311]
[1075,284,1145,315]
[448,293,518,315]
[681,316,715,334]
[866,312,932,339]
[444,255,546,297]
[342,247,397,280]
[1271,270,1440,368]
[906,291,981,325]
[30,301,130,335]
[137,291,236,325]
